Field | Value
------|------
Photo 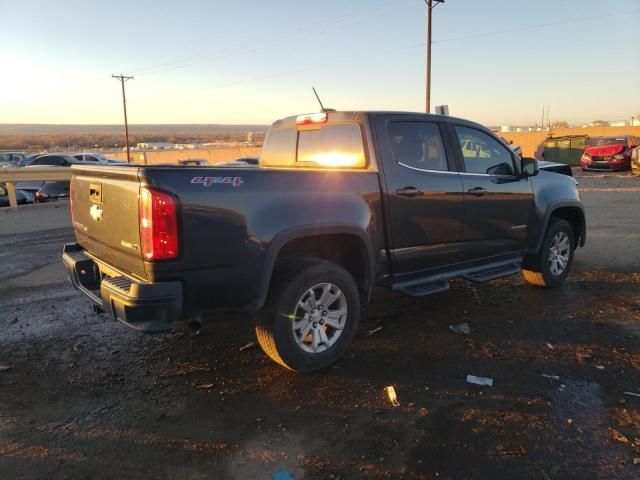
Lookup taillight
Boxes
[139,187,178,261]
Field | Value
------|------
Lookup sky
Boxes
[1,0,639,126]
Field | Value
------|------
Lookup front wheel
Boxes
[256,258,360,372]
[522,218,575,288]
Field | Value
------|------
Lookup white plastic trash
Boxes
[466,375,493,386]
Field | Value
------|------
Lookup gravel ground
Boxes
[1,170,639,480]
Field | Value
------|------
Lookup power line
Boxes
[124,0,403,77]
[433,9,640,44]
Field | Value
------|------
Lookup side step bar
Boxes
[392,259,522,298]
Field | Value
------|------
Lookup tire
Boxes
[256,257,360,372]
[522,218,575,288]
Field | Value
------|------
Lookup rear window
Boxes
[260,129,297,166]
[586,137,629,147]
[261,124,366,168]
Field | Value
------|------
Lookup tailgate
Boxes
[71,165,148,280]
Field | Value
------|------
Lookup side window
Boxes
[387,122,448,171]
[0,185,6,196]
[297,124,365,168]
[455,126,515,176]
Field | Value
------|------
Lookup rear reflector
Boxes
[139,187,178,261]
[296,112,328,126]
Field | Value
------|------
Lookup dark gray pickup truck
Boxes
[63,111,586,372]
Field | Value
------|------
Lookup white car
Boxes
[73,153,125,165]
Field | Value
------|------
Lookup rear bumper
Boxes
[62,243,182,332]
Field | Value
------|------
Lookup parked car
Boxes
[35,181,70,203]
[28,154,81,167]
[0,152,28,167]
[631,146,640,176]
[217,160,257,167]
[18,154,42,167]
[73,153,124,165]
[63,110,586,372]
[0,183,35,207]
[234,156,259,165]
[580,136,640,171]
[178,159,209,166]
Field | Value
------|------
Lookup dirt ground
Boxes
[1,170,639,480]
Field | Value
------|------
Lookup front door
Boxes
[450,124,533,259]
[376,116,465,275]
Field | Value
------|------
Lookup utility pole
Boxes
[425,0,444,114]
[112,74,134,163]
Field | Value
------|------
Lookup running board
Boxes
[395,279,450,298]
[392,258,522,298]
[459,261,522,283]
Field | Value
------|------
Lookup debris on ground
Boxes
[542,374,560,381]
[623,391,640,398]
[546,343,555,349]
[449,323,471,335]
[0,364,12,373]
[366,326,383,337]
[195,383,214,389]
[611,429,629,444]
[576,352,592,362]
[595,365,605,370]
[466,375,493,387]
[633,457,640,465]
[272,471,295,480]
[239,341,257,352]
[385,386,400,406]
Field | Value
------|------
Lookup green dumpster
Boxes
[543,136,586,165]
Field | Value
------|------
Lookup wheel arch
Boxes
[533,201,586,253]
[254,225,375,310]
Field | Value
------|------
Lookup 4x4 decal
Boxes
[190,176,243,187]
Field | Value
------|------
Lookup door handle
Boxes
[396,187,422,197]
[467,187,487,196]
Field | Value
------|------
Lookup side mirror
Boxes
[521,157,539,177]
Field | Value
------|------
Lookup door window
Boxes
[0,185,6,196]
[388,122,448,171]
[455,126,515,176]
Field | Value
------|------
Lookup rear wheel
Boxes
[256,258,360,372]
[522,218,575,288]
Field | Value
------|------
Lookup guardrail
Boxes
[0,167,72,208]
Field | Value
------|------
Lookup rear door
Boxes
[448,123,533,259]
[71,166,148,280]
[375,115,465,275]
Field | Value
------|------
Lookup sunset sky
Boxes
[1,0,639,126]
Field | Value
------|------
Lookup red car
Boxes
[580,136,639,171]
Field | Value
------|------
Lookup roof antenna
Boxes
[312,87,335,112]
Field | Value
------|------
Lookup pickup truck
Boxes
[63,111,586,372]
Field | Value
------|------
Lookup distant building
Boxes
[630,116,640,126]
[609,121,626,127]
[136,142,173,150]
